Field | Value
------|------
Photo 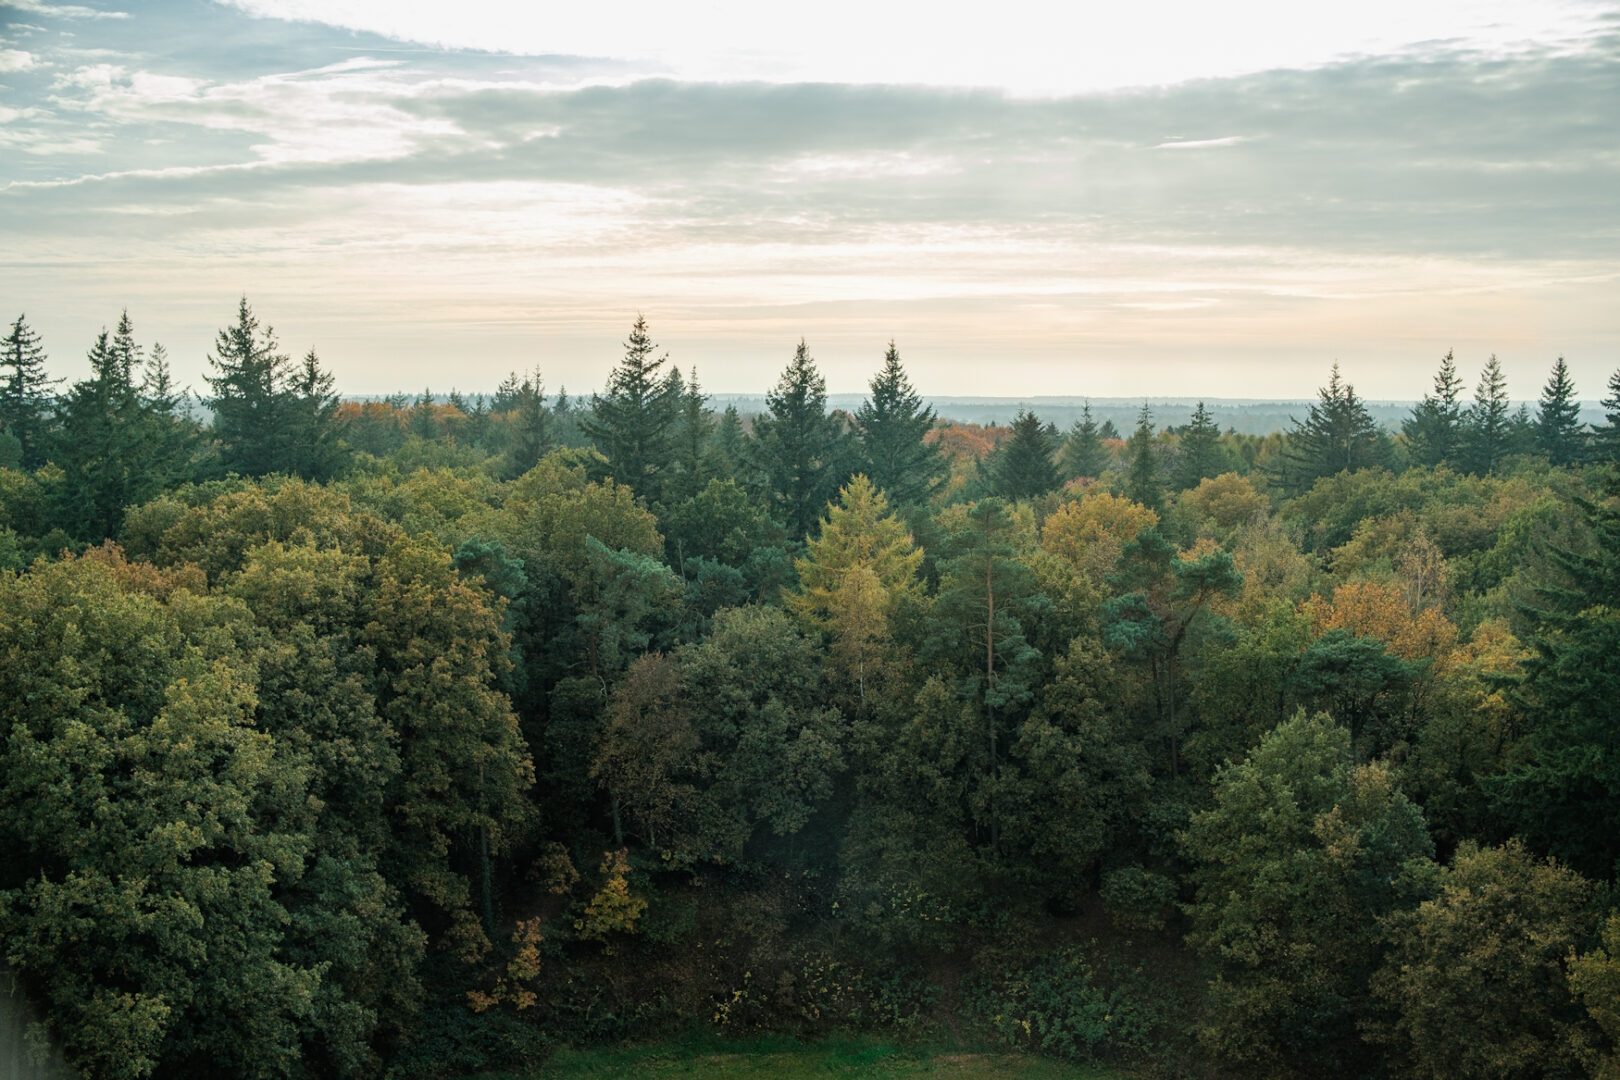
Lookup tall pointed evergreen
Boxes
[1596,368,1620,464]
[207,296,291,476]
[986,408,1061,501]
[582,315,679,502]
[1058,401,1109,481]
[669,366,716,502]
[1403,349,1465,468]
[1461,354,1512,476]
[501,367,551,479]
[1276,363,1386,495]
[753,339,849,539]
[0,314,59,469]
[1535,357,1582,467]
[1174,401,1223,491]
[287,348,347,481]
[855,342,944,506]
[1125,404,1165,511]
[56,314,158,538]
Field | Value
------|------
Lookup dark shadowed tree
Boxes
[1534,356,1581,467]
[1174,401,1223,491]
[753,339,850,539]
[855,342,945,506]
[207,296,291,477]
[0,313,58,469]
[986,408,1061,501]
[1403,350,1466,468]
[1461,354,1512,476]
[1124,404,1165,511]
[1058,401,1109,481]
[1276,363,1386,495]
[582,315,679,503]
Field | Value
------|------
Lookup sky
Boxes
[1,0,1617,401]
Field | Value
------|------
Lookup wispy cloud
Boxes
[1,0,128,19]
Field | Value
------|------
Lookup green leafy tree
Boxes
[1181,712,1434,1077]
[1535,356,1582,466]
[581,315,679,503]
[1372,840,1595,1080]
[0,313,58,469]
[207,296,292,477]
[1403,350,1466,468]
[752,340,851,539]
[854,342,945,506]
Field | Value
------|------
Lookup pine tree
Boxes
[582,315,679,503]
[207,296,291,476]
[502,367,550,479]
[1276,364,1386,495]
[752,340,850,539]
[1174,401,1223,491]
[1058,401,1109,481]
[140,341,201,485]
[986,408,1060,501]
[854,342,944,506]
[1535,357,1582,466]
[1125,404,1165,511]
[0,313,59,469]
[712,403,747,479]
[1460,354,1512,476]
[1403,349,1465,468]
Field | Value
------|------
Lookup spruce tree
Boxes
[668,366,716,502]
[1276,364,1385,495]
[986,408,1061,501]
[582,315,679,503]
[287,348,346,481]
[0,314,59,469]
[502,367,550,479]
[1461,354,1512,475]
[55,314,157,538]
[1403,349,1465,468]
[1058,401,1108,481]
[1174,401,1223,491]
[1125,404,1165,511]
[753,339,849,539]
[1596,368,1620,464]
[854,342,945,506]
[1535,357,1582,466]
[206,296,291,476]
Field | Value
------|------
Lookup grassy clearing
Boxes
[478,1035,1132,1079]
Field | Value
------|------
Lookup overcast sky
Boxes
[1,0,1617,400]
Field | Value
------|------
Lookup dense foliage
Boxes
[4,305,1620,1078]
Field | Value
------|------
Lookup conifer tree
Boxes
[1403,350,1465,468]
[855,342,945,506]
[1535,357,1582,466]
[1174,401,1223,491]
[1276,364,1385,495]
[287,348,347,481]
[501,367,551,479]
[1597,368,1620,464]
[753,340,850,539]
[1125,404,1165,511]
[55,314,157,537]
[987,408,1061,501]
[1058,401,1109,481]
[1461,354,1512,475]
[207,296,291,476]
[0,313,59,469]
[582,315,679,503]
[668,366,716,502]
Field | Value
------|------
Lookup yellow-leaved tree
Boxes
[788,475,924,709]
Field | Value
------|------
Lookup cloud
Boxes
[1153,135,1252,149]
[0,0,128,18]
[0,48,35,70]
